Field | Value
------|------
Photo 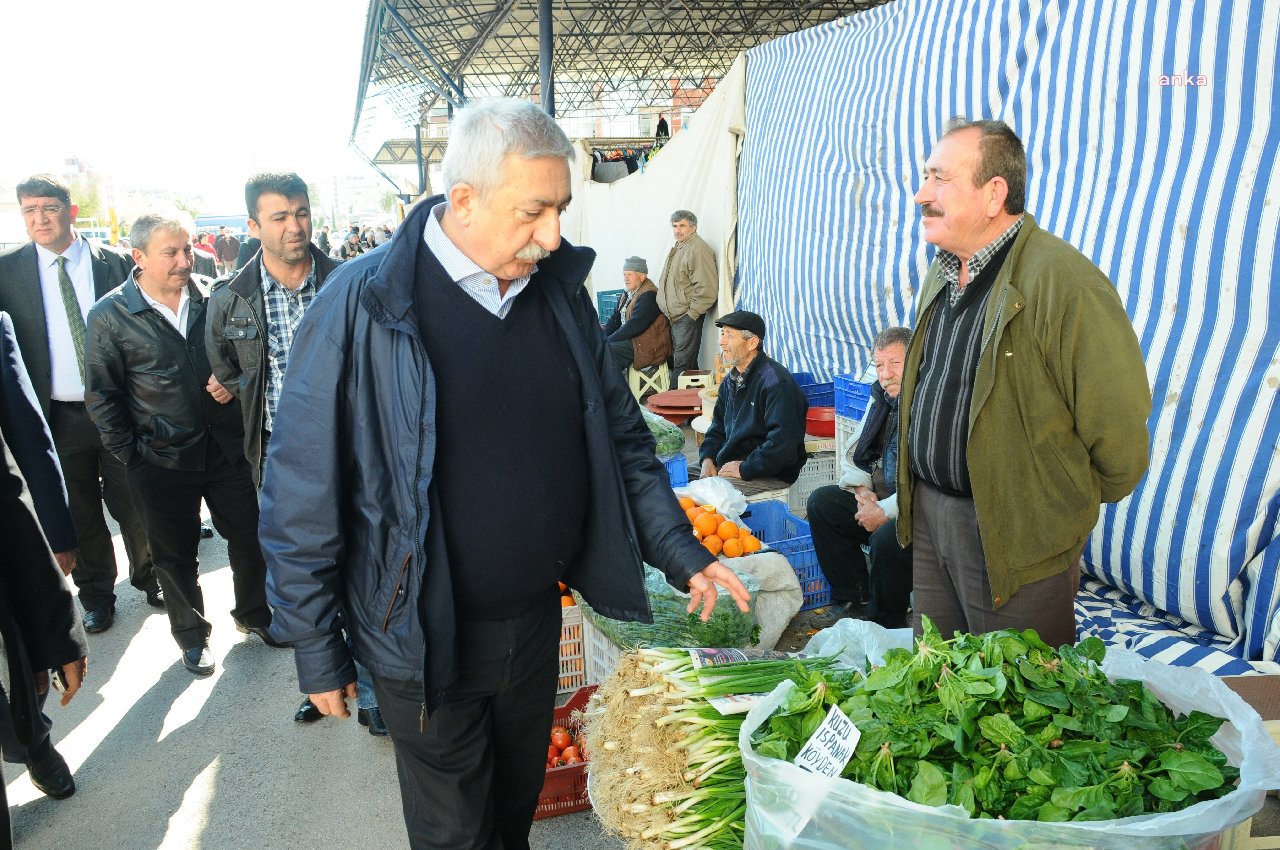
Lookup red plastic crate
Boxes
[535,685,597,820]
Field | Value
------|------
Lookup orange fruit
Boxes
[693,512,720,537]
[678,496,696,510]
[722,538,744,558]
[560,595,574,607]
[700,505,716,513]
[558,581,568,592]
[693,528,703,540]
[702,534,723,555]
[740,533,762,553]
[717,520,739,540]
[685,506,706,523]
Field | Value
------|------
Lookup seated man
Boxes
[699,311,807,487]
[604,256,672,371]
[806,326,913,626]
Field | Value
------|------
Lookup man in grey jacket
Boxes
[656,209,718,375]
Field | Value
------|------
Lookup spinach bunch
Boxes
[751,617,1238,822]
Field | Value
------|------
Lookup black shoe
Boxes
[199,523,214,539]
[26,740,75,800]
[182,646,215,677]
[294,698,323,724]
[82,605,115,634]
[357,707,389,737]
[144,586,165,608]
[234,620,286,648]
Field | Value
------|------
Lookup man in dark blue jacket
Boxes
[260,98,749,850]
[0,311,81,801]
[699,310,809,486]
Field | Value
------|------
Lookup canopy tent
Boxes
[734,0,1280,670]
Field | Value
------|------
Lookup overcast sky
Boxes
[0,1,387,210]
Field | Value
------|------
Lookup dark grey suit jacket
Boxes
[0,238,134,418]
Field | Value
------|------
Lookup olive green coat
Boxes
[896,214,1152,608]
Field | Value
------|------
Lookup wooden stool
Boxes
[628,363,671,400]
[677,371,713,390]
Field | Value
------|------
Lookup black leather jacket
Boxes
[205,246,338,487]
[85,274,244,470]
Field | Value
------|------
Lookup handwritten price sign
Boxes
[794,704,860,778]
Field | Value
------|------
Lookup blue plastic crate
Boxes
[595,289,625,320]
[834,374,873,420]
[792,372,835,408]
[662,453,689,487]
[741,500,831,611]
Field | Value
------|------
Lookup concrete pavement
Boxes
[6,531,623,850]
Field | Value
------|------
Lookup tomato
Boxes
[548,744,559,761]
[550,725,569,738]
[564,755,582,765]
[550,730,572,751]
[560,745,579,761]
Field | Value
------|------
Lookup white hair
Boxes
[441,98,575,198]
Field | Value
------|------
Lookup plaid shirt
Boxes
[938,216,1023,306]
[260,258,317,432]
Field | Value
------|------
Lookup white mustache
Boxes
[515,243,550,261]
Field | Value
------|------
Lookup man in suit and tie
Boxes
[0,175,159,634]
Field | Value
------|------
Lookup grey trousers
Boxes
[911,481,1079,648]
[669,313,705,375]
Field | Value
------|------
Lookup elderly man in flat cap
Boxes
[603,256,672,371]
[699,310,808,487]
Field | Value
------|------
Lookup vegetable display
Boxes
[586,620,1241,848]
[584,648,840,849]
[752,617,1239,821]
[575,566,761,651]
[643,408,687,456]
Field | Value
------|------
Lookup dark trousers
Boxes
[0,688,46,765]
[807,484,913,625]
[669,313,704,375]
[127,442,269,650]
[372,594,561,850]
[911,480,1079,647]
[609,338,633,371]
[49,401,154,610]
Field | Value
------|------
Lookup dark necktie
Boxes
[55,256,86,382]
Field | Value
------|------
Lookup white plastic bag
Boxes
[676,477,749,523]
[740,622,1280,850]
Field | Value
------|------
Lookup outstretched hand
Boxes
[687,562,752,621]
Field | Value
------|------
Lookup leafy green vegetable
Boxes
[641,407,686,456]
[750,616,1240,822]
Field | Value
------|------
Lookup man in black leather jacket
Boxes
[84,213,274,678]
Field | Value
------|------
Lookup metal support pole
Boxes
[415,123,427,196]
[539,0,554,116]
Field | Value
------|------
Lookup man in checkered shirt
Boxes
[206,173,388,733]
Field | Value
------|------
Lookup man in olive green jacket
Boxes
[896,119,1151,647]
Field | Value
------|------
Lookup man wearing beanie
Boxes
[603,256,672,371]
[699,310,808,486]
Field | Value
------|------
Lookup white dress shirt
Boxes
[34,235,95,401]
[137,279,192,338]
[423,202,533,318]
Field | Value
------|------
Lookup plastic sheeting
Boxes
[561,54,747,368]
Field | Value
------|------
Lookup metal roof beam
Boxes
[383,2,467,106]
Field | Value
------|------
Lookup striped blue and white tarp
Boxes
[738,0,1280,666]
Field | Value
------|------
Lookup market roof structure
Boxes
[352,0,891,142]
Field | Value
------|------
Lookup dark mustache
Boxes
[921,204,943,217]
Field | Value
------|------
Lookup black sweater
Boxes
[414,249,589,620]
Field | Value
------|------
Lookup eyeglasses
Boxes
[21,204,66,217]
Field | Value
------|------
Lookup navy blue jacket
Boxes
[260,197,713,705]
[700,352,809,484]
[0,312,75,552]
